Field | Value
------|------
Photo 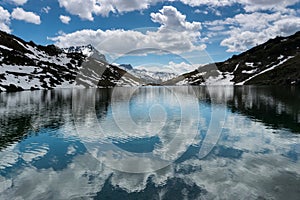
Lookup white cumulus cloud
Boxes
[57,0,162,20]
[58,0,99,20]
[11,8,41,25]
[240,0,300,12]
[0,6,11,33]
[59,15,71,24]
[50,6,205,56]
[180,0,300,12]
[179,0,236,7]
[52,1,300,54]
[9,0,28,5]
[56,0,300,20]
[205,11,300,52]
[151,6,201,32]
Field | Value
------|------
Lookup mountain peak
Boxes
[119,64,133,70]
[63,45,107,62]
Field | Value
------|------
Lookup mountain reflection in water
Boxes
[0,86,300,200]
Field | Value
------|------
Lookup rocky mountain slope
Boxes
[0,31,142,92]
[164,31,300,86]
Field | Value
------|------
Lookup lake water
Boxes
[0,86,300,199]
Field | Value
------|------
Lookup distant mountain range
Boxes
[0,30,299,92]
[118,64,177,84]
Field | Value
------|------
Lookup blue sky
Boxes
[0,0,300,73]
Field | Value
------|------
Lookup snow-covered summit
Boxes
[63,44,107,62]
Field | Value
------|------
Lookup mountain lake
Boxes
[0,86,300,199]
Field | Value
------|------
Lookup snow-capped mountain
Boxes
[164,31,300,86]
[119,64,177,84]
[0,31,142,92]
[63,44,107,62]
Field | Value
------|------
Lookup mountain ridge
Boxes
[1,30,300,92]
[163,31,300,86]
[0,30,143,92]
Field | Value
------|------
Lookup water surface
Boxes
[0,86,300,199]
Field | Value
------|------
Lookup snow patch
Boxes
[278,55,284,60]
[245,62,255,68]
[242,69,257,74]
[0,45,12,51]
[205,71,234,85]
